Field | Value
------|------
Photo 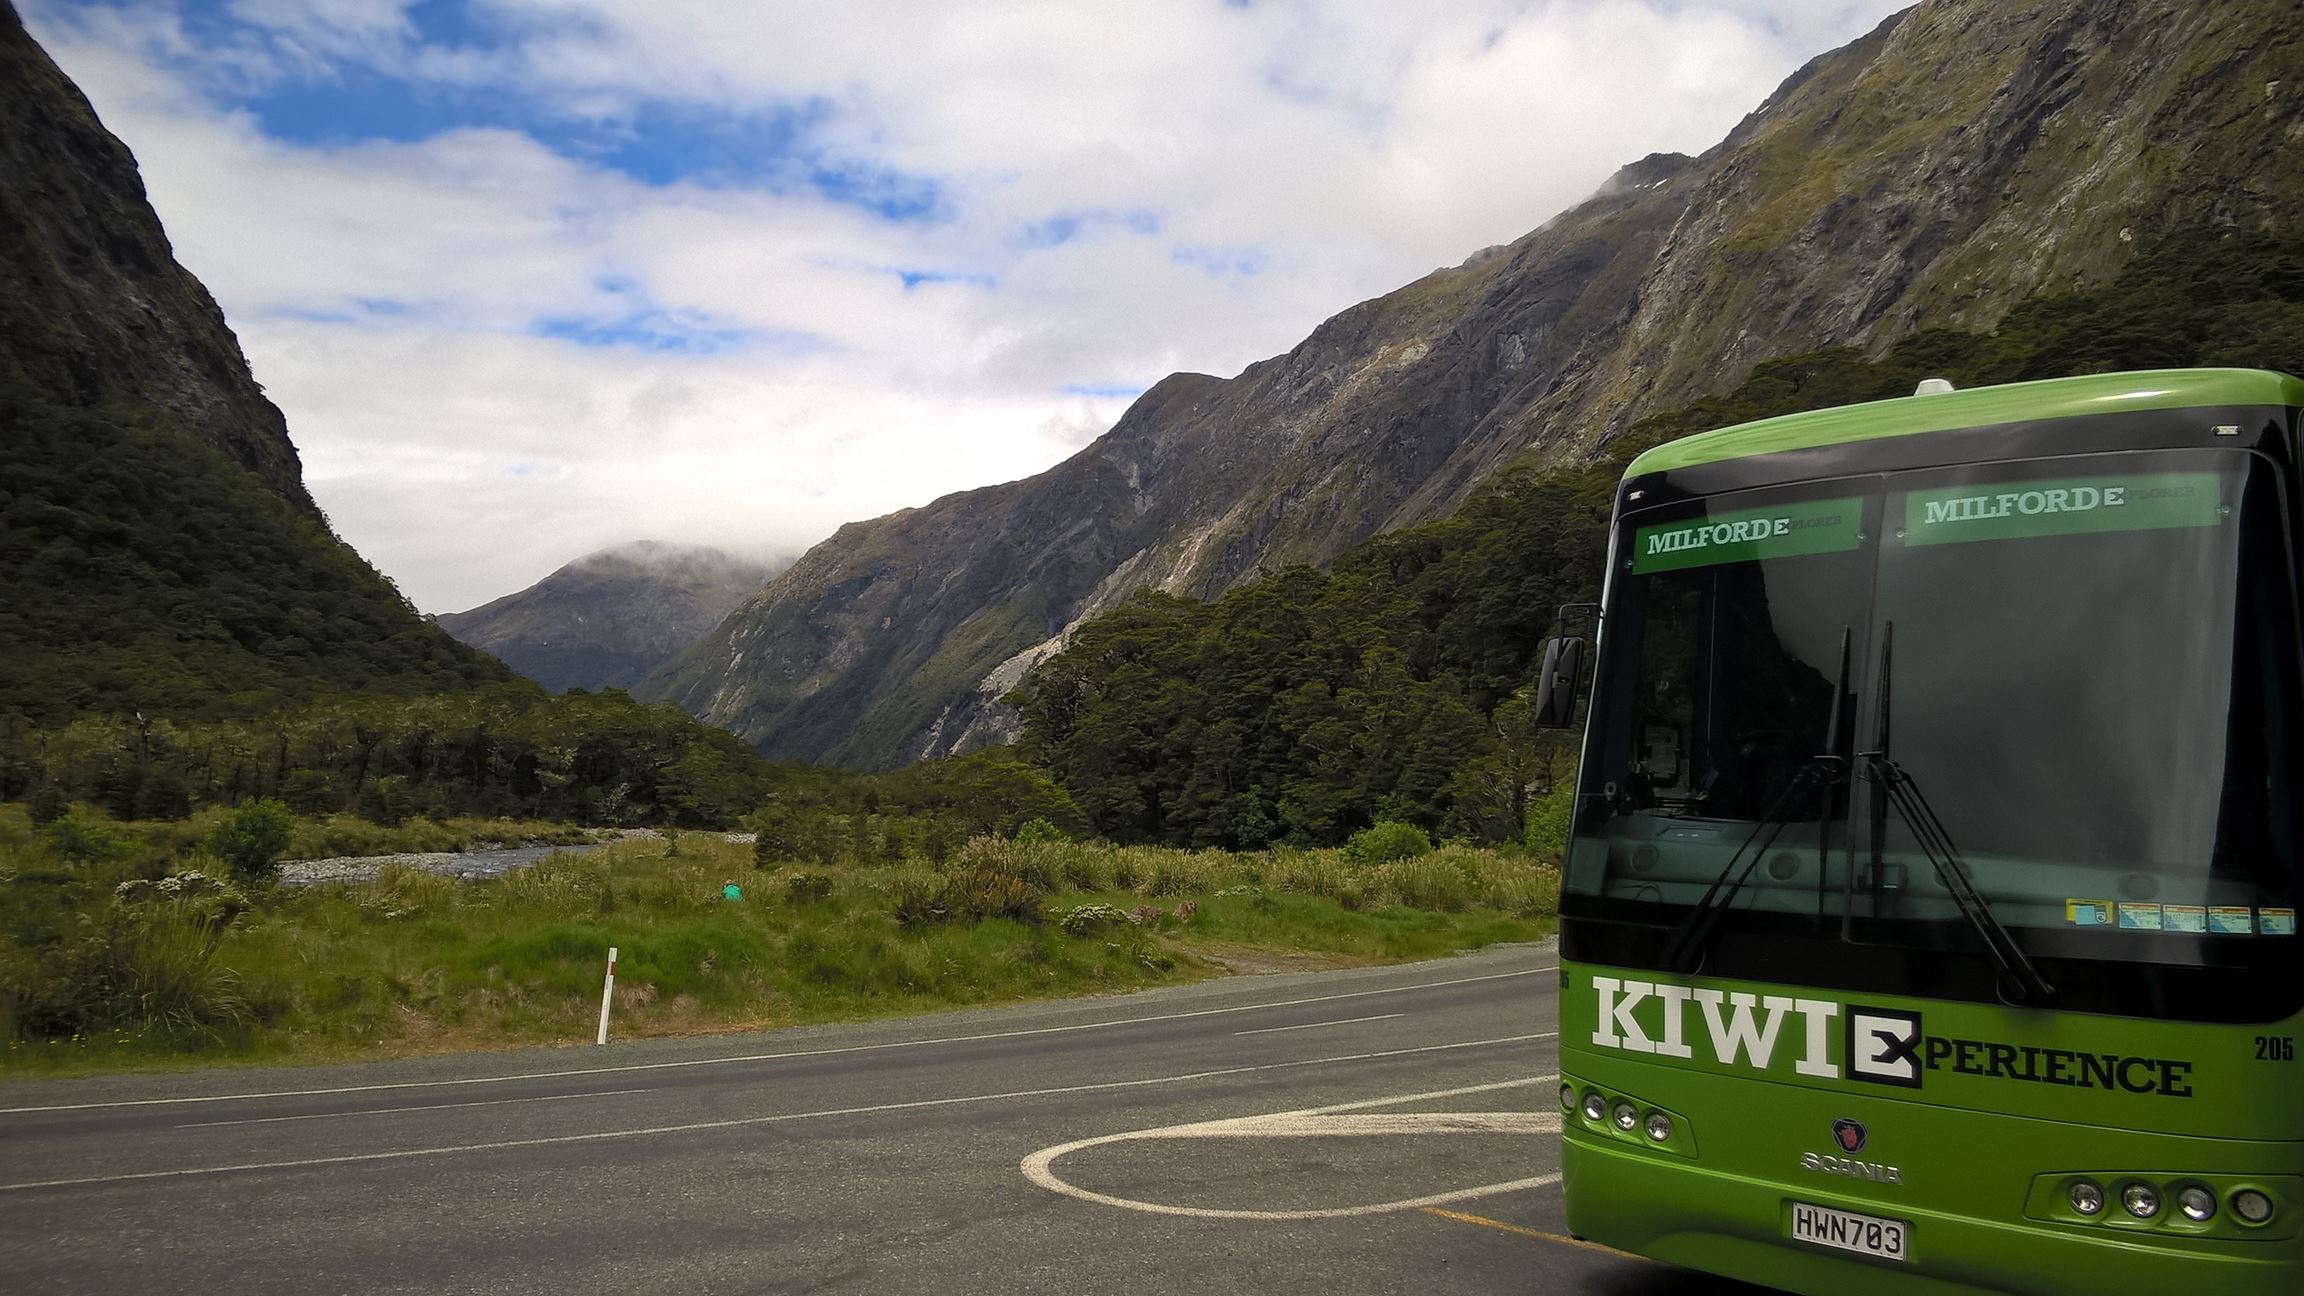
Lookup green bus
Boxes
[1539,368,2304,1293]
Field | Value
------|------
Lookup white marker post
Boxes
[595,946,618,1045]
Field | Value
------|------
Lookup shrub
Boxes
[364,864,460,919]
[1377,856,1473,911]
[1057,903,1128,936]
[10,873,256,1046]
[25,784,68,828]
[112,869,251,930]
[41,814,137,865]
[750,807,799,867]
[1524,781,1576,862]
[1014,817,1067,845]
[888,860,1043,928]
[1345,820,1433,866]
[1109,854,1144,891]
[1058,848,1109,891]
[207,798,293,885]
[1485,865,1563,919]
[783,871,835,904]
[1139,852,1213,897]
[1266,852,1348,901]
[888,869,947,929]
[943,864,1041,925]
[489,855,605,914]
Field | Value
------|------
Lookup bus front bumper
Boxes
[1563,1132,2303,1296]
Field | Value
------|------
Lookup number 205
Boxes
[2255,1035,2295,1061]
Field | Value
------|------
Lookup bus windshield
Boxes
[1567,450,2302,982]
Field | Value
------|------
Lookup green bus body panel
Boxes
[1560,959,2304,1294]
[1574,369,2304,1290]
[1625,369,2304,479]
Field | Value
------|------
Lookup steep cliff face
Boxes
[0,1,314,513]
[643,0,2304,769]
[439,543,782,693]
[0,2,515,725]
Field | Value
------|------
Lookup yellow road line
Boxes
[1420,1207,1652,1261]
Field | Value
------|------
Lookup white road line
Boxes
[1232,1013,1403,1037]
[1185,1113,1556,1136]
[1020,1076,1564,1220]
[0,961,1552,1115]
[0,1031,1557,1193]
[173,1088,651,1130]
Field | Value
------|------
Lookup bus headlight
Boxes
[2176,1187,2216,1222]
[1644,1112,1672,1142]
[1559,1082,1576,1112]
[2069,1181,2104,1216]
[1581,1091,1607,1122]
[2121,1183,2161,1219]
[2231,1189,2275,1225]
[1612,1102,1638,1132]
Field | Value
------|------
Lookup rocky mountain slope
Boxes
[0,0,515,726]
[642,0,2304,769]
[0,1,313,514]
[440,543,781,693]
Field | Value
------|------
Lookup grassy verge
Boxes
[0,826,1557,1074]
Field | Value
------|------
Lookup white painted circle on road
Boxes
[1021,1076,1562,1220]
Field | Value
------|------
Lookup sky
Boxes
[24,0,1911,614]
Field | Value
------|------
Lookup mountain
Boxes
[1013,229,2304,846]
[0,2,313,515]
[642,0,2304,769]
[0,0,515,727]
[439,542,782,693]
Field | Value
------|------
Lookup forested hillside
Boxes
[1013,231,2304,849]
[0,382,514,727]
[0,3,785,829]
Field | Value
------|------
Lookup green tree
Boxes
[205,797,293,885]
[1014,816,1067,844]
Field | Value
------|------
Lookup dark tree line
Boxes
[0,687,776,828]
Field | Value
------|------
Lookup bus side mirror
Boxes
[1533,636,1587,729]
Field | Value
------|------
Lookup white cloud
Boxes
[21,0,1908,613]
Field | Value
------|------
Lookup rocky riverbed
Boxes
[276,830,759,886]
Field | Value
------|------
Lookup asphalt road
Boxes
[0,942,1770,1295]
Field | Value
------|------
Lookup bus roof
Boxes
[1624,368,2304,479]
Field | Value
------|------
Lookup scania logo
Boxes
[1831,1118,1867,1153]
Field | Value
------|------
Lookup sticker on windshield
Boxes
[2209,906,2255,935]
[2261,908,2297,937]
[2065,899,2113,927]
[2116,903,2163,931]
[2163,905,2208,934]
[1631,497,1864,574]
[1898,472,2227,548]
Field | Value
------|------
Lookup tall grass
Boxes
[3,827,1558,1073]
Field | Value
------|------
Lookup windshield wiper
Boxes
[1855,622,2057,1007]
[1659,628,1851,976]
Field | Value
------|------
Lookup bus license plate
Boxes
[1789,1201,1908,1262]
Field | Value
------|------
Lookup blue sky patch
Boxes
[1025,209,1162,247]
[1172,244,1269,277]
[402,0,505,49]
[894,267,995,291]
[533,313,825,356]
[1063,383,1148,400]
[140,1,949,220]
